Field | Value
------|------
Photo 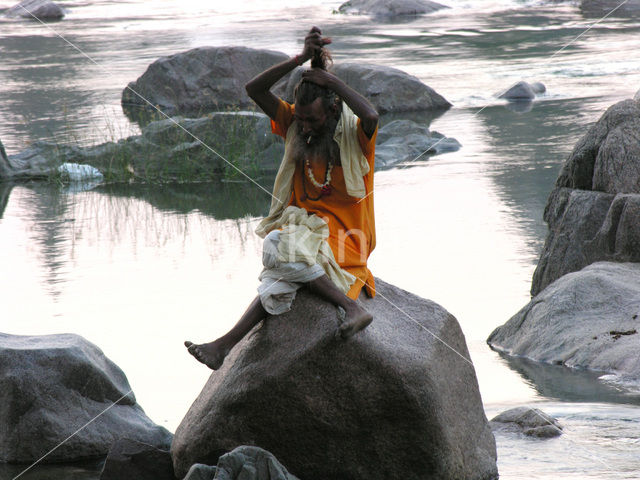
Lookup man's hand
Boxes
[300,26,331,64]
[301,68,338,89]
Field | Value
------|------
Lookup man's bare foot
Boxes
[338,304,373,339]
[184,340,229,370]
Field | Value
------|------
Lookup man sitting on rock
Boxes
[185,27,379,370]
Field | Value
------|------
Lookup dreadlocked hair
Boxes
[294,45,342,114]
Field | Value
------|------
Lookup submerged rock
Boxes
[0,333,172,463]
[280,63,451,114]
[375,119,460,167]
[497,81,546,101]
[5,0,64,19]
[489,262,640,379]
[172,278,497,480]
[337,0,448,17]
[122,47,289,116]
[490,407,563,438]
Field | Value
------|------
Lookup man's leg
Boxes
[185,295,266,370]
[307,274,373,339]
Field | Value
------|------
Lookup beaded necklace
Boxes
[302,156,333,201]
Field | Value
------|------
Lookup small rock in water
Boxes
[337,0,447,17]
[5,0,65,20]
[490,407,563,438]
[497,81,537,101]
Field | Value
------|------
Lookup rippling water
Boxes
[1,0,640,478]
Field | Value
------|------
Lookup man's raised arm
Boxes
[245,27,330,120]
[300,68,379,139]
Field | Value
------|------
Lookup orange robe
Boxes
[271,99,377,299]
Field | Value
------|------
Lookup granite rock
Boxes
[172,278,497,480]
[0,333,172,463]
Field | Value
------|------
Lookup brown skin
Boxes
[185,28,376,371]
[245,26,378,138]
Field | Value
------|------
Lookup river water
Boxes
[1,0,640,478]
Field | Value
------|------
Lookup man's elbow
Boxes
[362,111,379,134]
[245,81,257,99]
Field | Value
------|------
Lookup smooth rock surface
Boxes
[122,47,289,115]
[99,439,175,480]
[490,407,563,438]
[337,0,447,17]
[0,333,172,463]
[635,89,640,101]
[172,278,497,480]
[5,0,64,19]
[489,262,640,379]
[279,63,452,114]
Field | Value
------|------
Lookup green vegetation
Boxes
[41,108,282,185]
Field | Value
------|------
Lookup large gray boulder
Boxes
[122,47,289,115]
[489,262,640,380]
[635,89,640,102]
[337,0,447,17]
[280,63,451,114]
[5,0,64,19]
[554,99,640,193]
[580,0,640,17]
[171,278,497,480]
[531,99,640,294]
[0,333,172,463]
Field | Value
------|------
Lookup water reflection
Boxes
[0,460,102,480]
[472,98,597,248]
[498,353,640,406]
[12,184,75,299]
[95,180,273,220]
